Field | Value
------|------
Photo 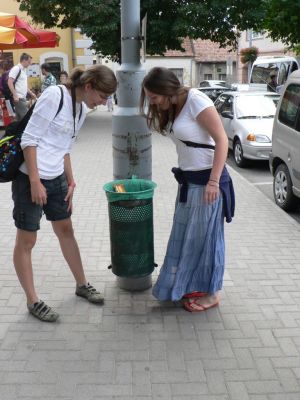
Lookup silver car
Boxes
[269,70,300,211]
[215,91,280,167]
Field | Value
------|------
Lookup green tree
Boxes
[264,0,300,54]
[17,0,268,62]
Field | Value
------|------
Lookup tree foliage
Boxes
[263,0,300,53]
[16,0,299,62]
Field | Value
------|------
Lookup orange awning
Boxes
[0,12,59,50]
[0,26,28,45]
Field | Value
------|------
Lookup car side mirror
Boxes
[221,111,233,119]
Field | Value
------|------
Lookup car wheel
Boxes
[273,164,298,211]
[233,139,247,168]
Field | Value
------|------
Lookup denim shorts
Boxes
[12,172,72,231]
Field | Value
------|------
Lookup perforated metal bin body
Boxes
[108,198,154,278]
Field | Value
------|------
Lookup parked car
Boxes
[269,69,300,211]
[215,91,280,167]
[197,86,232,102]
[199,80,226,87]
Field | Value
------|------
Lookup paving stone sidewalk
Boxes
[1,108,300,400]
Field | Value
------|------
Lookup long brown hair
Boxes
[66,64,117,95]
[140,67,187,134]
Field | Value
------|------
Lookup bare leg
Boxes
[13,229,39,304]
[51,218,87,286]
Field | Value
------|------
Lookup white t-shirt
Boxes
[9,63,28,99]
[20,85,87,179]
[169,88,215,171]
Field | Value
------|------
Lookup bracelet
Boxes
[209,178,219,184]
[207,181,219,188]
[68,181,76,189]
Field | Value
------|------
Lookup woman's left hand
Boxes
[64,186,75,212]
[204,182,220,204]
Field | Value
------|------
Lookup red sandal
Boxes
[183,298,219,313]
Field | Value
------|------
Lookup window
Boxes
[247,30,263,40]
[169,68,183,84]
[278,62,290,86]
[279,84,300,131]
[215,94,232,113]
[235,94,278,119]
[222,96,233,114]
[204,74,212,80]
[251,63,278,85]
[219,74,226,81]
[47,62,62,81]
[252,31,264,39]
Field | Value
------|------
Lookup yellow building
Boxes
[1,1,97,90]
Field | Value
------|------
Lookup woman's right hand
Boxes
[30,181,47,206]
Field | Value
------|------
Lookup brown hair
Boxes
[66,64,117,95]
[140,67,187,133]
[20,53,32,62]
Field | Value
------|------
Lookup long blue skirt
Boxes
[152,184,225,301]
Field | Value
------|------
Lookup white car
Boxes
[199,80,226,88]
[215,91,280,167]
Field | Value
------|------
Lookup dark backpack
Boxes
[2,68,21,100]
[0,86,64,183]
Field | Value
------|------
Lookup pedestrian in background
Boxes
[0,63,14,112]
[40,63,57,92]
[12,64,117,322]
[59,70,68,85]
[140,67,235,312]
[107,94,114,112]
[8,53,37,120]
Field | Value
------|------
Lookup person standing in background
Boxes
[8,53,36,120]
[41,63,57,92]
[59,70,69,85]
[107,95,114,112]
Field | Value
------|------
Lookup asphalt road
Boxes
[227,150,300,224]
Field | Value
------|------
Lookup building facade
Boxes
[0,0,98,91]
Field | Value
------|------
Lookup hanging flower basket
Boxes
[240,47,259,64]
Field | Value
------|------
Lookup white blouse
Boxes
[169,88,215,171]
[20,85,86,179]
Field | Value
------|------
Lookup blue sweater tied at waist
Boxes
[171,166,235,223]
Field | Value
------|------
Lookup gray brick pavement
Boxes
[1,108,300,399]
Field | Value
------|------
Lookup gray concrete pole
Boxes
[112,0,153,291]
[112,0,151,180]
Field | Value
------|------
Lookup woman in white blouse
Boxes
[12,65,117,322]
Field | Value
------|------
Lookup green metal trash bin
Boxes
[103,177,157,290]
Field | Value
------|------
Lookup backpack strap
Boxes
[55,85,64,118]
[15,86,63,133]
[14,67,22,87]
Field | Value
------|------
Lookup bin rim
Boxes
[103,178,157,195]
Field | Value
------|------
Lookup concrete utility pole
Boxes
[111,0,153,291]
[112,0,151,180]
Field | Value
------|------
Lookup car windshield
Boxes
[236,95,279,119]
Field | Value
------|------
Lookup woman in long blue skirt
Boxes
[140,67,235,312]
